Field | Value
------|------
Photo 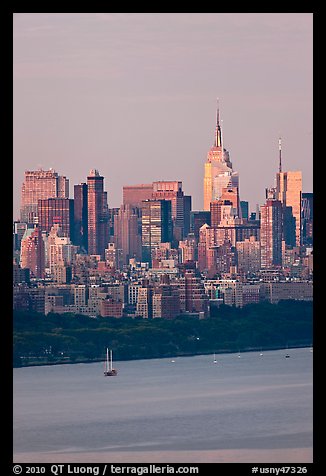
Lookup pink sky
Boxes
[13,13,313,219]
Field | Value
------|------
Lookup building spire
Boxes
[215,98,222,147]
[216,97,220,126]
[278,137,282,173]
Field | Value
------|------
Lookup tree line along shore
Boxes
[13,300,313,368]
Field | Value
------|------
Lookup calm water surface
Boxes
[13,348,313,462]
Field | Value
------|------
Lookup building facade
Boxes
[302,192,313,245]
[20,168,69,224]
[87,169,109,257]
[236,236,261,275]
[276,170,302,247]
[260,199,283,269]
[123,184,153,208]
[38,198,74,241]
[141,199,173,265]
[20,226,45,278]
[74,183,88,252]
[152,181,190,241]
[114,204,142,265]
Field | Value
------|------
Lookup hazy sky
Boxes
[13,13,313,220]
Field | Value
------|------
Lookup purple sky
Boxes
[13,13,313,220]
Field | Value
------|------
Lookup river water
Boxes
[13,347,313,463]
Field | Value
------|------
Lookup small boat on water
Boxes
[104,348,118,376]
[213,353,217,363]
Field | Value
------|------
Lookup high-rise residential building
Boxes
[20,168,69,224]
[123,184,153,208]
[276,170,302,247]
[215,241,237,277]
[38,198,74,241]
[136,284,154,318]
[114,204,142,265]
[87,169,109,257]
[236,236,261,275]
[47,227,78,276]
[73,183,88,252]
[152,282,180,319]
[203,102,239,211]
[178,235,197,263]
[210,200,234,227]
[197,223,211,272]
[151,242,178,268]
[260,199,283,269]
[141,199,173,265]
[198,221,237,277]
[20,226,45,278]
[178,270,209,317]
[105,242,123,270]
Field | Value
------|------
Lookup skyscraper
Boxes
[38,198,74,241]
[236,236,261,275]
[302,192,313,245]
[152,181,190,241]
[260,199,283,269]
[48,228,77,279]
[87,169,109,257]
[74,183,88,252]
[141,199,173,265]
[20,226,45,278]
[123,184,153,208]
[203,102,239,211]
[190,211,211,240]
[114,204,142,264]
[20,168,69,224]
[276,171,302,247]
[240,201,249,220]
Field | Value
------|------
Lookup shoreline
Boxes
[14,343,312,369]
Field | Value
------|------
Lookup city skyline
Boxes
[13,13,313,220]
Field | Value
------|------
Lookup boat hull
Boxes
[104,369,118,376]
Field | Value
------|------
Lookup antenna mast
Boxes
[279,137,282,173]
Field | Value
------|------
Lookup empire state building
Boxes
[203,102,239,211]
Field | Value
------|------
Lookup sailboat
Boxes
[104,348,118,376]
[213,353,217,363]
